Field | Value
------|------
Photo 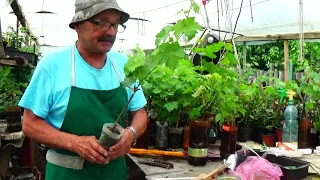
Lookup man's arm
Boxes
[23,109,110,164]
[22,109,76,151]
[128,108,148,138]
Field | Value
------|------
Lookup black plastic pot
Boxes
[3,41,8,49]
[147,119,157,147]
[238,126,253,142]
[156,121,168,149]
[252,126,266,143]
[310,128,319,148]
[3,109,22,133]
[168,127,183,148]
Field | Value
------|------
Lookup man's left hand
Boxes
[108,129,134,160]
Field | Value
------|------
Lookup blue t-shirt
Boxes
[19,45,147,130]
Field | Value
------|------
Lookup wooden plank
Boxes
[0,17,5,59]
[243,41,246,70]
[230,32,320,42]
[0,59,34,68]
[9,0,40,46]
[284,40,290,82]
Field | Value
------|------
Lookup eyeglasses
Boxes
[88,19,126,33]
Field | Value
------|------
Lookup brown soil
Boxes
[108,126,120,135]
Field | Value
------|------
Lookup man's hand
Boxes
[108,129,134,160]
[72,136,110,164]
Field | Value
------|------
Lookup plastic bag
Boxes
[230,156,283,180]
[156,121,168,149]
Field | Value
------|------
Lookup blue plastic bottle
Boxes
[282,90,299,150]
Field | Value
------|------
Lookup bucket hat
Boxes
[69,0,130,29]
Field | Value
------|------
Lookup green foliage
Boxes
[142,60,201,126]
[0,66,33,111]
[0,26,36,112]
[237,40,320,72]
[123,0,203,88]
[122,0,320,132]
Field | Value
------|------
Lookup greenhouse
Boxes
[1,0,320,179]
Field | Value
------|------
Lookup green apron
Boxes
[45,45,128,180]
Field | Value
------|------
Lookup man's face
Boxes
[76,9,122,53]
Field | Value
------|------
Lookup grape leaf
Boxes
[155,25,172,46]
[172,17,202,41]
[164,101,178,112]
[225,52,238,65]
[153,42,185,69]
[191,0,200,14]
[124,54,145,74]
[225,43,233,51]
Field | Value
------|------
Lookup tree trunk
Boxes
[0,17,5,58]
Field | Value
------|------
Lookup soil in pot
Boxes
[299,120,312,148]
[99,123,124,149]
[156,121,168,150]
[276,128,283,142]
[238,126,253,142]
[168,127,183,148]
[220,123,238,160]
[188,120,210,166]
[262,133,276,147]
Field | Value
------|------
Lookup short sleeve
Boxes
[19,65,52,119]
[126,80,147,112]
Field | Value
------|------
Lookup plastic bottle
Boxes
[282,90,299,150]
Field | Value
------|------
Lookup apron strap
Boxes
[110,57,123,83]
[70,45,123,86]
[71,45,76,86]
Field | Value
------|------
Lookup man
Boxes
[18,0,148,179]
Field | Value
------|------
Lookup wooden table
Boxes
[127,154,225,180]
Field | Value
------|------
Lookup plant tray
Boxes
[5,48,38,66]
[236,150,310,180]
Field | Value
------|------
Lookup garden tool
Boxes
[137,159,174,169]
[129,148,185,157]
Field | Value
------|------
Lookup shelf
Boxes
[0,58,34,68]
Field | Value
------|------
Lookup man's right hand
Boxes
[72,136,110,164]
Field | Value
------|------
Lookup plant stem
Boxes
[111,84,140,130]
[176,111,181,129]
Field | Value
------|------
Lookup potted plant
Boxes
[236,80,264,142]
[108,0,204,150]
[286,75,313,148]
[0,66,31,133]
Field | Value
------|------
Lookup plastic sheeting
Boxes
[1,0,320,51]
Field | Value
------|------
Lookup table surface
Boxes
[128,154,224,180]
[128,140,320,180]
